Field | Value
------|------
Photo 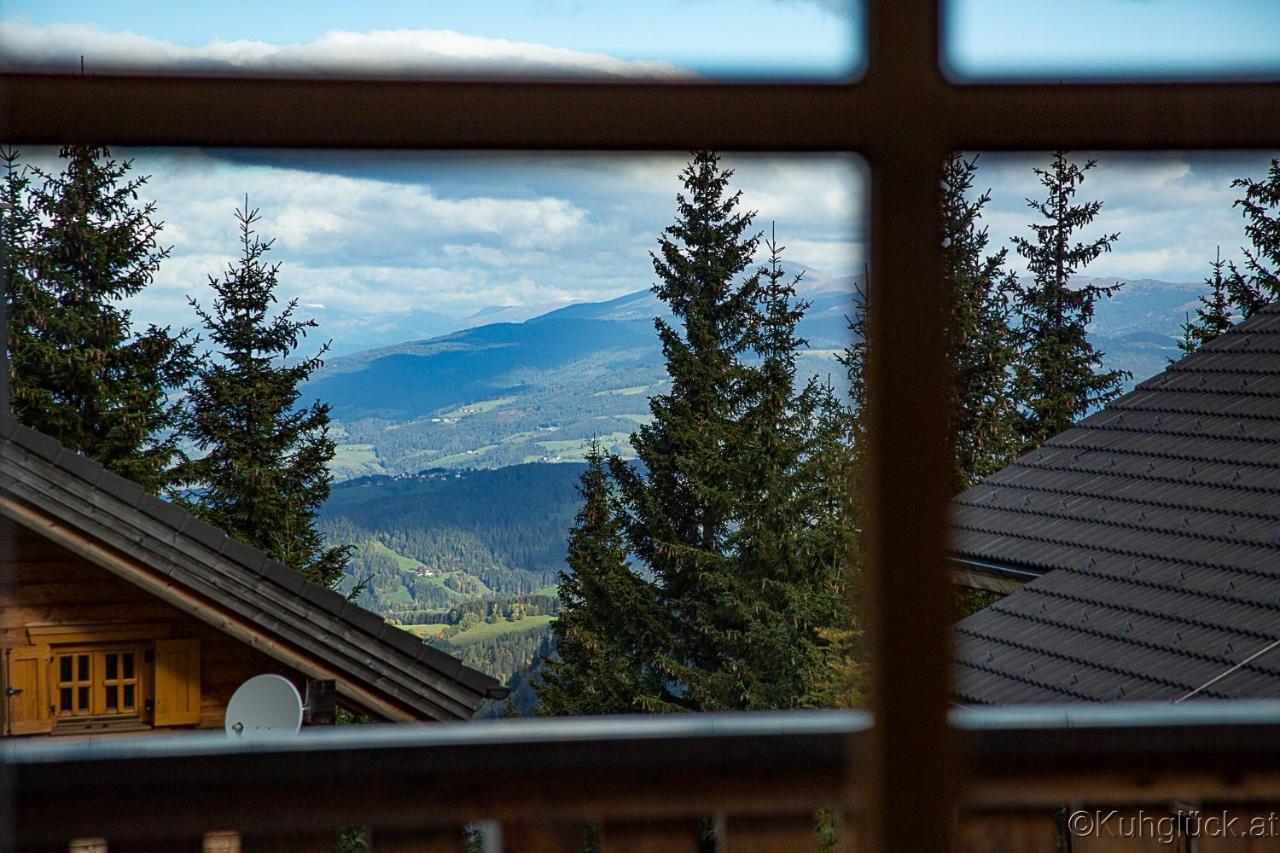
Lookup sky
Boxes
[0,0,859,79]
[3,0,1279,80]
[13,148,868,355]
[4,2,1280,355]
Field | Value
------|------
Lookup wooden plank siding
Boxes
[1,518,304,735]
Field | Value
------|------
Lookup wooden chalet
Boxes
[0,417,505,738]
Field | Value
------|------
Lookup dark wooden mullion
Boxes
[859,4,955,853]
[4,76,1280,152]
[0,76,864,151]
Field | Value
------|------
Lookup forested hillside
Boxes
[305,275,859,481]
[321,462,585,611]
[319,464,584,699]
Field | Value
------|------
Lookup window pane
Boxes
[0,1,864,81]
[77,686,89,710]
[76,654,89,682]
[105,685,118,711]
[122,652,134,680]
[60,688,72,712]
[105,653,118,680]
[8,146,865,718]
[950,150,1280,708]
[59,656,71,682]
[123,684,135,710]
[944,0,1280,82]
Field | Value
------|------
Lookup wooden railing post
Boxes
[107,839,206,853]
[720,814,826,852]
[236,832,338,853]
[372,826,468,852]
[502,822,587,853]
[957,811,1059,853]
[598,819,700,853]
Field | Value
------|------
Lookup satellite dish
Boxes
[225,674,303,739]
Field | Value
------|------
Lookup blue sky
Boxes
[4,3,1279,355]
[4,0,1279,80]
[948,0,1280,80]
[0,0,859,79]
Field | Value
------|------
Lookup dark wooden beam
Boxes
[860,2,955,850]
[3,75,1279,153]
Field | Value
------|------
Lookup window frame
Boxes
[52,644,145,726]
[3,1,1280,850]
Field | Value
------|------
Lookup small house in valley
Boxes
[0,418,504,737]
[952,302,1280,704]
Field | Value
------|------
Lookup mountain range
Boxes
[305,269,860,480]
[304,273,1206,482]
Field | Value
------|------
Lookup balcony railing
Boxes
[6,702,1280,852]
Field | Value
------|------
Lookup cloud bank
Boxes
[0,21,692,79]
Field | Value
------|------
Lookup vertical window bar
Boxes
[860,3,955,853]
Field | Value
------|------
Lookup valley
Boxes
[312,273,1207,709]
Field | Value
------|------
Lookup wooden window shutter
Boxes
[4,645,52,735]
[153,638,201,726]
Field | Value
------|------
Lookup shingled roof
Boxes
[0,418,505,721]
[952,302,1280,704]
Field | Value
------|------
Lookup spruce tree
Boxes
[1012,151,1128,446]
[728,227,848,709]
[816,276,873,710]
[608,154,852,712]
[1225,158,1280,318]
[177,199,347,587]
[2,148,44,416]
[1178,248,1234,357]
[942,154,1021,489]
[609,150,763,712]
[9,145,194,491]
[538,443,663,716]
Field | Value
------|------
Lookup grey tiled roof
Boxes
[953,302,1280,705]
[0,418,505,720]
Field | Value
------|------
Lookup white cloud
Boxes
[970,151,1276,282]
[768,0,858,17]
[17,147,864,352]
[0,20,693,79]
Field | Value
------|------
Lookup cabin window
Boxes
[53,646,145,723]
[4,632,201,735]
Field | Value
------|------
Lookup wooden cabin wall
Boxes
[1,517,306,734]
